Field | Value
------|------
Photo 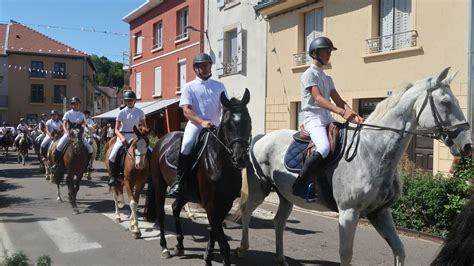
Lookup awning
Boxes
[93,97,180,119]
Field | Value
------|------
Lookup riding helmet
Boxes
[308,37,337,58]
[123,90,137,100]
[71,96,81,103]
[41,113,47,117]
[50,110,59,115]
[192,53,213,66]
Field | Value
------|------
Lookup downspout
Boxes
[468,0,473,124]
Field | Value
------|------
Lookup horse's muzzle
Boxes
[461,143,472,157]
[231,153,249,169]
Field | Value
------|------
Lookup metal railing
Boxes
[175,31,188,41]
[29,96,45,103]
[52,97,63,104]
[222,56,239,75]
[225,0,239,4]
[293,52,312,66]
[366,30,418,54]
[52,73,67,79]
[152,42,162,50]
[30,71,45,78]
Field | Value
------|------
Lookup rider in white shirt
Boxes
[40,110,63,159]
[52,96,94,172]
[168,52,228,197]
[0,122,7,136]
[14,118,30,148]
[107,90,146,187]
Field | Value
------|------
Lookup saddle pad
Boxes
[284,141,308,173]
[165,129,211,170]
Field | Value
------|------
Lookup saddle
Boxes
[115,145,129,176]
[165,129,211,170]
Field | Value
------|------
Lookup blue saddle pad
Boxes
[284,140,309,173]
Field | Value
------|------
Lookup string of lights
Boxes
[1,63,89,78]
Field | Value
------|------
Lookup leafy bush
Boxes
[1,252,51,266]
[392,157,473,237]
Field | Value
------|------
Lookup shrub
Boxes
[1,252,51,266]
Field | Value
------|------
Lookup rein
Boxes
[125,137,148,160]
[205,127,251,156]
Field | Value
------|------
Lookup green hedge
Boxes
[392,157,473,237]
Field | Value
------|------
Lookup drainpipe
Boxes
[468,0,473,124]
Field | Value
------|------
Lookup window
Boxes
[380,0,412,51]
[134,32,143,56]
[177,8,188,40]
[30,84,44,103]
[293,8,324,66]
[30,61,44,78]
[153,22,163,50]
[178,60,186,91]
[53,62,66,79]
[154,66,162,96]
[135,72,142,99]
[217,24,243,76]
[53,85,67,104]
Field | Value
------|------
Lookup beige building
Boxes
[255,0,473,173]
[1,22,96,125]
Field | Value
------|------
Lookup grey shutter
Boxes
[380,0,394,51]
[216,32,224,75]
[217,0,224,8]
[236,24,243,72]
[394,0,411,49]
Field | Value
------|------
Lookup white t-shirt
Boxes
[106,127,114,137]
[116,106,145,134]
[85,118,95,126]
[301,64,336,126]
[179,77,227,126]
[63,110,86,125]
[46,119,63,132]
[17,123,29,132]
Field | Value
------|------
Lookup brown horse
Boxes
[105,125,151,238]
[145,89,251,265]
[50,127,89,214]
[0,129,14,157]
[17,132,29,165]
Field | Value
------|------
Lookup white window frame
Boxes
[135,72,142,99]
[380,0,412,51]
[154,66,162,97]
[217,24,243,76]
[178,60,186,94]
[177,8,189,41]
[134,32,143,57]
[153,22,163,51]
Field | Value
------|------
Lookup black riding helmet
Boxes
[192,53,213,66]
[71,96,81,103]
[51,110,59,115]
[123,90,137,100]
[308,37,337,65]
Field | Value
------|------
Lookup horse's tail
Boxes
[144,173,157,221]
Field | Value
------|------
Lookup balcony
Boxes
[29,96,45,103]
[0,95,7,108]
[52,97,64,104]
[254,0,317,17]
[30,71,45,78]
[222,56,239,76]
[366,30,418,54]
[53,73,67,79]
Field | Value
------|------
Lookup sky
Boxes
[0,0,144,62]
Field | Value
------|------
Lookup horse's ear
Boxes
[446,70,458,85]
[242,88,250,105]
[221,91,231,108]
[436,67,451,85]
[133,125,140,136]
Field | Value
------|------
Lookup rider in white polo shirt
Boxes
[168,52,228,197]
[40,110,63,159]
[52,96,93,172]
[107,90,146,187]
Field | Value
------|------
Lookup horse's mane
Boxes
[366,82,413,122]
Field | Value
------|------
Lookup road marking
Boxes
[38,217,102,253]
[0,222,15,259]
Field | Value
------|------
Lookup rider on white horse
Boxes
[293,36,364,201]
[51,96,94,172]
[40,110,63,159]
[84,110,98,172]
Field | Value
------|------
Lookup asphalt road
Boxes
[0,151,442,265]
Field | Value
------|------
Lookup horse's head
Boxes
[129,125,151,169]
[414,67,472,157]
[220,88,252,169]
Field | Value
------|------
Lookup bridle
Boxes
[126,136,148,161]
[206,126,251,156]
[345,79,470,161]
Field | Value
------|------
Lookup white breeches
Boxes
[108,133,134,162]
[56,134,93,153]
[41,135,53,148]
[304,119,330,158]
[181,122,202,155]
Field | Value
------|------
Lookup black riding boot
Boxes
[87,152,95,172]
[108,160,118,187]
[292,152,324,201]
[40,146,48,160]
[52,150,64,172]
[168,153,192,197]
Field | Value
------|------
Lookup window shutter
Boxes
[136,72,142,99]
[217,0,224,8]
[380,0,394,51]
[394,0,411,49]
[236,24,243,72]
[154,67,162,96]
[216,32,224,75]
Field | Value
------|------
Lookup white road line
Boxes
[0,222,15,259]
[38,217,101,253]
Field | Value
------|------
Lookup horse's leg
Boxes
[56,174,62,202]
[183,203,195,220]
[338,208,360,266]
[367,208,405,266]
[204,229,216,266]
[154,177,171,259]
[172,197,187,256]
[112,186,123,223]
[273,193,293,266]
[72,174,82,213]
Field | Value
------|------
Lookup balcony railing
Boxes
[225,0,239,4]
[53,73,67,79]
[152,42,162,50]
[366,30,418,54]
[30,71,45,78]
[29,96,45,103]
[175,31,188,41]
[52,97,63,104]
[0,95,7,108]
[293,52,312,66]
[222,56,239,75]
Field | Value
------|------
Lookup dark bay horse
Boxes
[104,125,151,238]
[51,127,89,214]
[0,130,14,157]
[146,89,251,265]
[17,132,29,165]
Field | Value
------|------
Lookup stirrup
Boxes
[168,182,181,197]
[305,183,317,203]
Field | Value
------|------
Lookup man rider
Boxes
[14,118,31,149]
[107,90,146,187]
[40,110,63,160]
[51,96,94,172]
[168,52,228,197]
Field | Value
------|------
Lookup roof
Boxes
[96,86,119,98]
[3,22,87,57]
[123,0,164,24]
[93,97,179,119]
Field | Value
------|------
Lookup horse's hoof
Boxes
[235,247,246,258]
[72,209,79,215]
[161,249,171,259]
[57,197,62,202]
[118,202,125,209]
[174,245,184,256]
[45,176,50,181]
[133,231,141,239]
[114,218,121,223]
[87,176,91,180]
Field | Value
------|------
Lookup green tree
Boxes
[90,55,124,89]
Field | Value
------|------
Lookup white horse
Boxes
[83,125,97,180]
[235,67,472,266]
